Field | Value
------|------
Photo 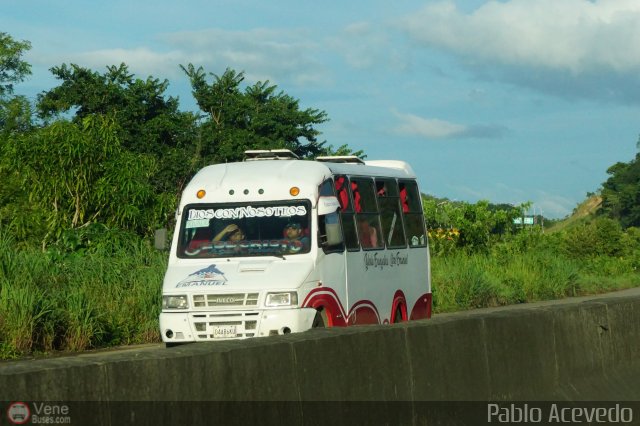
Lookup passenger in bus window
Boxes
[358,218,379,248]
[351,181,362,213]
[335,176,349,210]
[213,223,246,242]
[399,184,410,213]
[283,221,310,253]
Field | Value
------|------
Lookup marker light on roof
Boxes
[290,187,300,196]
[196,189,206,199]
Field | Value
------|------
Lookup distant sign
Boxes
[513,217,535,225]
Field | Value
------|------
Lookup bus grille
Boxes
[192,292,259,308]
[190,312,260,340]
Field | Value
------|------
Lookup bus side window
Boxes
[334,175,359,251]
[351,177,382,249]
[376,178,406,248]
[399,180,427,247]
[318,178,344,253]
[319,179,334,197]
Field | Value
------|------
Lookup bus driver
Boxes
[213,223,245,242]
[283,222,309,253]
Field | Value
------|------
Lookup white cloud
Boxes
[401,0,640,74]
[394,110,467,139]
[160,28,330,86]
[34,28,332,87]
[392,109,508,140]
[66,48,185,79]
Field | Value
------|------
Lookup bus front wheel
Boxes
[312,308,328,328]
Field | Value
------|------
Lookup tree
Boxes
[600,149,640,228]
[0,32,33,139]
[0,33,34,156]
[6,114,165,245]
[182,65,334,162]
[37,63,199,196]
[0,32,31,99]
[0,34,35,243]
[320,143,366,158]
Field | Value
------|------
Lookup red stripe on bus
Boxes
[302,287,348,326]
[409,293,432,320]
[347,300,380,325]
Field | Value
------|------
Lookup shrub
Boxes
[561,217,625,258]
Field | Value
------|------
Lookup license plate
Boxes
[212,325,238,338]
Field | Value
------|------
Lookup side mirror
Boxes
[318,196,340,216]
[154,228,168,251]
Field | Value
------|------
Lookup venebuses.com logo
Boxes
[5,401,71,424]
[6,402,30,425]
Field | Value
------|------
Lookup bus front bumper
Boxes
[159,307,317,343]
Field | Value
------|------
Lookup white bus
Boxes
[159,149,431,345]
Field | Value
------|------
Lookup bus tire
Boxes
[394,305,403,323]
[312,308,327,328]
[165,342,183,348]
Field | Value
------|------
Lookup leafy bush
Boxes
[560,217,625,258]
[423,198,522,254]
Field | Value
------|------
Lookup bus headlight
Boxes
[162,295,189,309]
[265,292,298,307]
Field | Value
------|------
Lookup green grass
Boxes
[1,223,639,359]
[0,230,166,359]
[431,248,639,313]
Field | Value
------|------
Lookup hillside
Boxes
[546,195,602,233]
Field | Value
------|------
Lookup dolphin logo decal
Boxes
[189,264,226,278]
[177,264,228,288]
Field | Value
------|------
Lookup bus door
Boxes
[313,178,347,327]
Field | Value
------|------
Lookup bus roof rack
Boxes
[315,155,365,165]
[244,149,299,161]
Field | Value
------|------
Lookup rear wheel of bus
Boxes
[393,304,404,323]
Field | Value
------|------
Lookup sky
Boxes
[4,0,640,219]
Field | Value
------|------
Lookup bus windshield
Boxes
[177,201,312,258]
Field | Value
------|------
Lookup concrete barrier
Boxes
[1,287,639,425]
